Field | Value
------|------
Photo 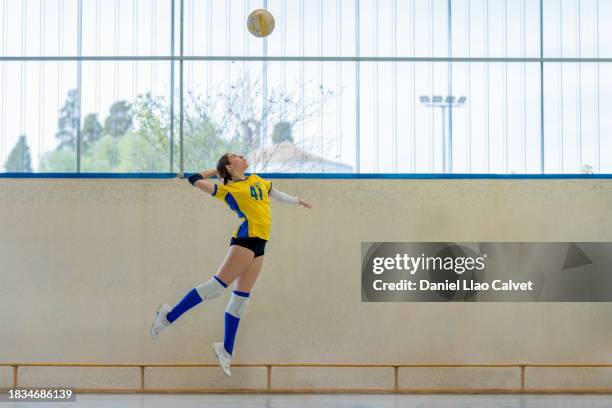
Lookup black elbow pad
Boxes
[187,173,204,186]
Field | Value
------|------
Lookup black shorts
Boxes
[230,237,267,257]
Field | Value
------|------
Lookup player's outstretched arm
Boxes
[296,197,312,208]
[187,169,218,195]
[269,186,312,209]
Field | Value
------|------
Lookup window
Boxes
[1,0,610,176]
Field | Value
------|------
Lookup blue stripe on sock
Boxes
[223,291,250,354]
[214,275,228,288]
[224,312,240,355]
[166,288,203,323]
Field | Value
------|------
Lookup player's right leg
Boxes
[150,244,254,340]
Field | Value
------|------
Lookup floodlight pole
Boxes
[420,95,466,173]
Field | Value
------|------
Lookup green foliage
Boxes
[82,113,104,153]
[81,135,120,172]
[272,121,293,144]
[39,147,76,172]
[115,130,168,172]
[104,101,133,138]
[4,135,32,172]
[180,94,243,172]
[123,93,171,172]
[38,67,340,173]
[41,92,245,173]
[56,89,79,150]
[41,70,334,172]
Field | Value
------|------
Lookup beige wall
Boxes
[1,177,612,390]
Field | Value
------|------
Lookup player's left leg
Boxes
[234,253,265,293]
[214,254,265,376]
[225,255,264,354]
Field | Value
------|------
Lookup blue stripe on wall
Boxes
[2,172,612,180]
[247,173,612,179]
[0,173,176,179]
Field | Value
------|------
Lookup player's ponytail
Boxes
[216,153,232,185]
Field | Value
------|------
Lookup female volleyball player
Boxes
[150,153,312,377]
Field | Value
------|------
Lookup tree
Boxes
[38,147,76,172]
[39,65,342,173]
[81,113,103,153]
[81,134,120,172]
[180,93,244,172]
[56,89,79,150]
[199,65,339,172]
[122,93,240,172]
[124,93,171,171]
[104,100,133,138]
[4,135,32,172]
[272,121,293,144]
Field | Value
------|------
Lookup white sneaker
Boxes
[213,342,233,377]
[150,302,171,339]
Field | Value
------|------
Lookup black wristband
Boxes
[187,173,204,186]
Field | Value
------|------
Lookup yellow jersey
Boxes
[211,173,272,241]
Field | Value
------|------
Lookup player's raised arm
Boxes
[187,169,218,195]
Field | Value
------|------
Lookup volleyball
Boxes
[247,9,275,38]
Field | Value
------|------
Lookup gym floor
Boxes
[7,393,612,408]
